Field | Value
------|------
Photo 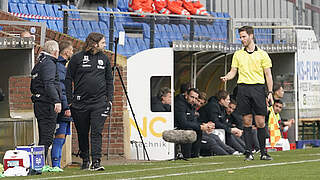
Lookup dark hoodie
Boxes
[56,56,72,122]
[65,50,113,109]
[199,96,232,134]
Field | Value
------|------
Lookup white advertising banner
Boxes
[296,30,320,118]
[127,48,174,160]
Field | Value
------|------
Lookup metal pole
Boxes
[254,0,256,18]
[63,10,68,34]
[293,0,297,25]
[234,0,237,18]
[298,0,303,25]
[267,0,269,18]
[260,0,263,18]
[150,17,155,49]
[247,0,249,18]
[190,18,194,41]
[109,14,114,51]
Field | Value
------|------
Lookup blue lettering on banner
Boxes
[298,61,320,81]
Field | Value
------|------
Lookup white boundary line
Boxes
[119,159,320,180]
[26,162,222,180]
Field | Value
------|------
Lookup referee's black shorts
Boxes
[236,84,267,116]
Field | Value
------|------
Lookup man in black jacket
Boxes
[199,90,245,153]
[151,87,171,112]
[65,32,113,171]
[174,88,212,158]
[30,40,62,165]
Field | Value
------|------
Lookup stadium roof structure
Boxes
[173,40,297,53]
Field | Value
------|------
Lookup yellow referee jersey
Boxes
[231,47,272,84]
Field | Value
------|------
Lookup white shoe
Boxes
[232,151,242,155]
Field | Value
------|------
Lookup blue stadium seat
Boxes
[48,20,59,31]
[28,0,37,3]
[200,25,210,38]
[35,3,47,16]
[68,21,78,38]
[153,24,161,39]
[267,28,272,44]
[164,24,176,41]
[136,38,147,51]
[20,0,28,3]
[69,5,81,19]
[97,6,109,23]
[98,21,109,36]
[171,24,183,40]
[73,21,86,38]
[114,21,124,31]
[90,21,102,34]
[56,20,63,33]
[117,0,129,12]
[178,24,189,39]
[154,39,162,48]
[160,38,169,47]
[44,4,56,17]
[112,8,125,22]
[53,5,63,18]
[127,38,139,54]
[81,20,93,36]
[141,23,150,39]
[117,43,127,57]
[156,24,169,40]
[144,38,150,49]
[9,0,19,3]
[18,3,29,14]
[206,24,217,41]
[194,24,202,38]
[27,3,37,15]
[223,12,230,18]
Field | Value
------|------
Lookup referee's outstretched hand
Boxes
[220,76,228,82]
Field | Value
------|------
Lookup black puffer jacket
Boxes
[30,52,61,104]
[199,96,232,134]
[174,94,201,131]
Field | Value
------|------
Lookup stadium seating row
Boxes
[7,1,274,58]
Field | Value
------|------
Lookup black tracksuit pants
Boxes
[34,101,57,161]
[71,103,108,162]
[181,130,202,158]
[201,133,236,155]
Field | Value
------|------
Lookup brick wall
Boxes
[1,10,128,158]
[9,76,32,111]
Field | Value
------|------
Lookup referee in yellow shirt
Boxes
[221,26,273,161]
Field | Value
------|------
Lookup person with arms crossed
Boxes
[65,32,113,171]
[221,26,273,161]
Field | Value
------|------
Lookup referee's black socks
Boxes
[257,127,267,155]
[243,127,253,154]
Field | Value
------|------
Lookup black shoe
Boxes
[90,160,105,171]
[81,160,90,170]
[244,151,254,161]
[260,153,273,160]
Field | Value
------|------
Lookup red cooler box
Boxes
[16,146,45,171]
[3,150,30,170]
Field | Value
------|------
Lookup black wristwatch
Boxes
[267,91,273,94]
